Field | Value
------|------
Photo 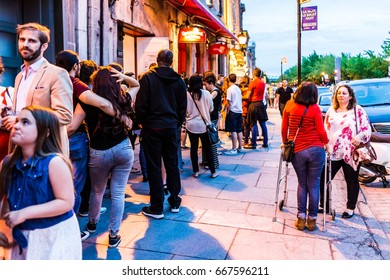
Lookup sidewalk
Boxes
[80,107,390,260]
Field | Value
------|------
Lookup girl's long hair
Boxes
[0,106,70,199]
[188,74,203,101]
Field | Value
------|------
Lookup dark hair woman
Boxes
[75,66,139,248]
[281,82,329,231]
[186,74,218,178]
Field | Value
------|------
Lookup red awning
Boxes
[166,0,238,41]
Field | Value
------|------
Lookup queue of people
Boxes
[0,21,375,260]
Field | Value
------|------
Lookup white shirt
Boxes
[186,89,213,134]
[16,57,45,113]
[227,84,242,113]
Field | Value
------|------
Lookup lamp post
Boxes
[238,31,248,52]
[281,56,287,80]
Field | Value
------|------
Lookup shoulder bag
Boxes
[282,107,308,162]
[191,93,219,145]
[353,107,376,164]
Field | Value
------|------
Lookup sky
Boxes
[242,0,390,78]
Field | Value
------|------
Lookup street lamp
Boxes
[281,56,287,80]
[237,31,248,52]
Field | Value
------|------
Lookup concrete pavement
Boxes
[80,107,390,260]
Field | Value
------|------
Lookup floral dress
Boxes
[324,105,371,171]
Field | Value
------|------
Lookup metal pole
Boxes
[281,60,283,80]
[297,0,302,85]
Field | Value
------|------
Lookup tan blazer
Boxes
[13,58,73,156]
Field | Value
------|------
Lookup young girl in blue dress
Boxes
[0,105,81,259]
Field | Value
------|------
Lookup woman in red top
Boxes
[281,82,329,231]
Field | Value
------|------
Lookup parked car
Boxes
[347,78,390,134]
[317,86,331,96]
[320,78,390,134]
[318,91,332,119]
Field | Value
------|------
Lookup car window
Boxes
[319,93,332,106]
[350,82,390,106]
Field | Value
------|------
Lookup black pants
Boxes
[320,159,360,210]
[187,130,216,173]
[141,127,182,212]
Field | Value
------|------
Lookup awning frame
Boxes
[165,0,238,42]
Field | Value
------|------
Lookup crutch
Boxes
[323,155,336,230]
[273,151,289,222]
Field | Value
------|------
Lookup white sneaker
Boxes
[224,149,237,155]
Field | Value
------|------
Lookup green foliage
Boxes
[281,33,390,84]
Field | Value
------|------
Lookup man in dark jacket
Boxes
[135,49,187,219]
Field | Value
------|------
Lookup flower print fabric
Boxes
[324,105,371,171]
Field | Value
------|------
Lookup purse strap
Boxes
[292,106,308,142]
[190,92,209,126]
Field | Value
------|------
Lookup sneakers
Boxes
[295,217,306,230]
[236,148,243,153]
[224,149,237,155]
[85,221,97,233]
[193,172,200,178]
[142,206,164,219]
[81,231,90,241]
[170,206,180,213]
[108,234,121,248]
[262,144,269,148]
[79,207,107,217]
[306,218,317,231]
[211,172,219,178]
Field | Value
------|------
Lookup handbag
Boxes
[282,107,308,162]
[191,93,219,145]
[354,107,377,164]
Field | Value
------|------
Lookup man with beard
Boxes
[2,23,72,156]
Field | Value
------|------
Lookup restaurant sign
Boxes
[208,43,229,55]
[178,26,206,43]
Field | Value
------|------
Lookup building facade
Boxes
[0,0,253,85]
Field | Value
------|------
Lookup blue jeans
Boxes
[69,132,89,214]
[88,138,133,236]
[251,122,268,146]
[292,146,325,219]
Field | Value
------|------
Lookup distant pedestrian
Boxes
[224,73,243,155]
[281,82,328,231]
[0,106,82,259]
[244,68,269,149]
[135,49,187,219]
[201,71,222,168]
[275,80,293,117]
